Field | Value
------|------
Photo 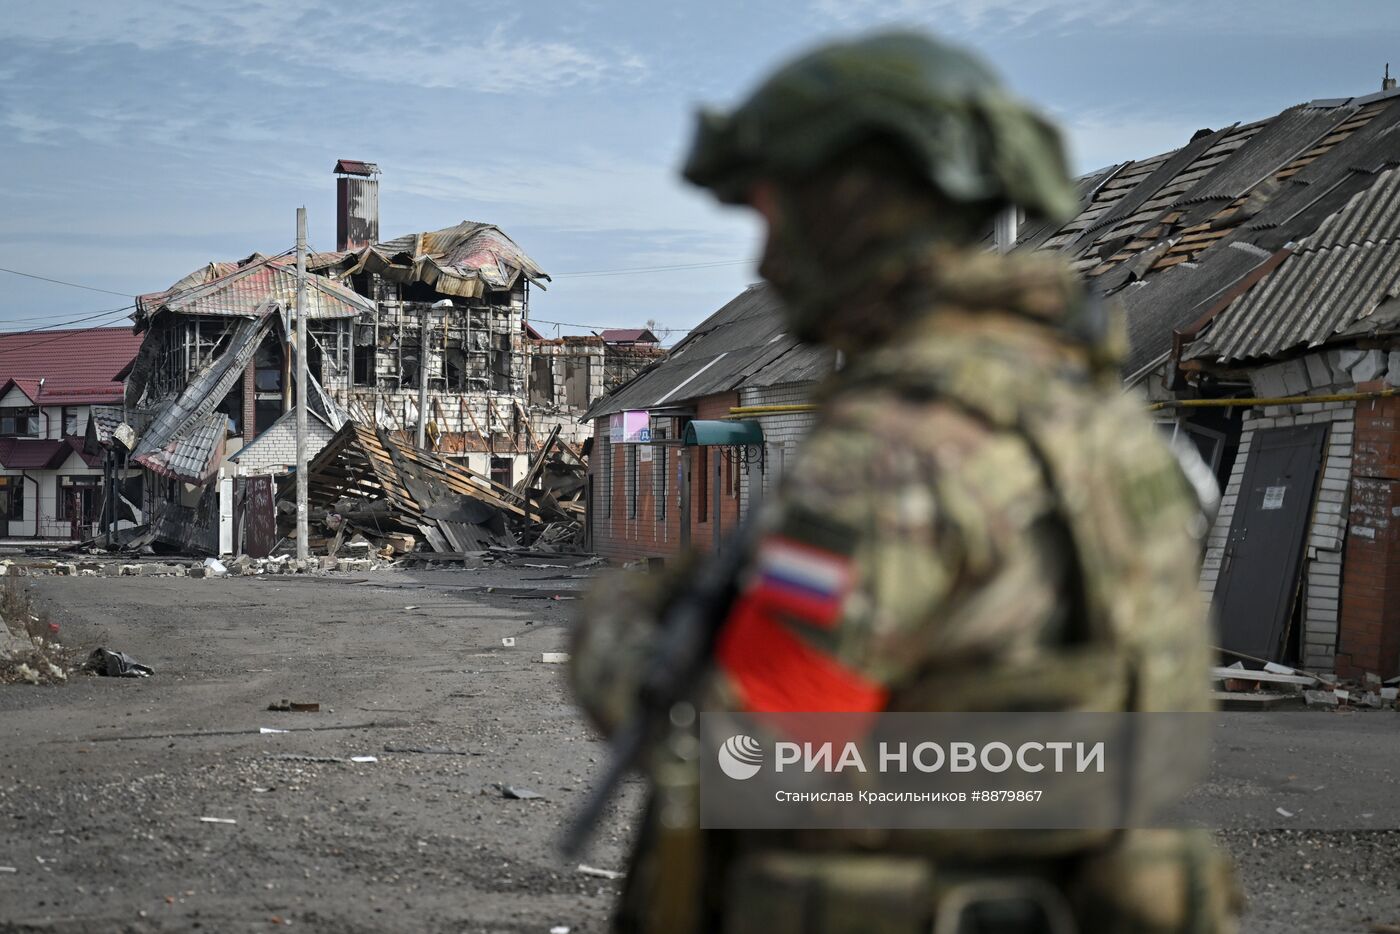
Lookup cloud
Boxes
[2,1,648,95]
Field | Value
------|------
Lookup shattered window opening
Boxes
[0,407,40,438]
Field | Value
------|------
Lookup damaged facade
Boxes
[1023,81,1400,679]
[120,160,629,555]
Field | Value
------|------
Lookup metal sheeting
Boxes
[1189,240,1400,363]
[139,254,375,323]
[133,316,272,482]
[1120,240,1274,375]
[1185,106,1355,204]
[585,284,829,420]
[1308,166,1400,247]
[367,221,549,293]
[136,412,228,483]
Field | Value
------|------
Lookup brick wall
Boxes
[589,392,743,562]
[1336,384,1400,679]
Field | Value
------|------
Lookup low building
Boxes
[0,326,143,539]
[584,284,832,562]
[1023,79,1400,678]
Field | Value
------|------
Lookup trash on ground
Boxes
[577,864,625,880]
[267,699,320,712]
[540,652,570,664]
[0,866,16,873]
[1275,807,1295,818]
[83,648,153,678]
[494,783,543,800]
[203,558,228,576]
[501,637,516,647]
[551,927,571,934]
[259,727,289,734]
[350,755,378,763]
[198,817,236,824]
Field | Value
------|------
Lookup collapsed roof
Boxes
[1028,87,1400,376]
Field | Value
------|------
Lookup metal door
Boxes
[1212,424,1328,660]
[244,475,277,559]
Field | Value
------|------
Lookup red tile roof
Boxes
[0,326,143,405]
[600,328,659,344]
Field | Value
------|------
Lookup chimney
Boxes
[334,159,380,251]
[1385,64,1397,92]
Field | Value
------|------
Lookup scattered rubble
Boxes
[84,648,153,678]
[1214,659,1400,711]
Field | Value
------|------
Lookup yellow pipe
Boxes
[731,389,1398,418]
[727,404,819,416]
[1147,388,1399,412]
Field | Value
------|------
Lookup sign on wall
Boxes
[609,410,651,444]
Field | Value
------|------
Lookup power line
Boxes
[552,258,755,278]
[527,316,689,334]
[0,266,134,298]
[0,306,137,356]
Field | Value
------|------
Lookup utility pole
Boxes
[416,306,430,449]
[295,207,309,563]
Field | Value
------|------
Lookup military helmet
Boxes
[683,31,1080,223]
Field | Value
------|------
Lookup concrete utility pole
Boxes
[295,207,309,563]
[416,306,430,449]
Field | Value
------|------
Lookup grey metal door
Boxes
[1213,424,1328,661]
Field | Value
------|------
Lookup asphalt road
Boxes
[0,564,1396,933]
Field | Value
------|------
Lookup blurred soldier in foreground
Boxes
[570,31,1240,934]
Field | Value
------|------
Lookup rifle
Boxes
[560,518,758,857]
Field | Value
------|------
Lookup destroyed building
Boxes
[584,285,831,561]
[120,160,625,555]
[0,327,142,540]
[1023,80,1400,679]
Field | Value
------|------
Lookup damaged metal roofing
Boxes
[330,221,550,299]
[1188,166,1400,362]
[585,284,832,420]
[1029,87,1400,372]
[136,253,376,329]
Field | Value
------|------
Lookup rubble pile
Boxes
[1212,659,1400,711]
[290,421,586,559]
[0,579,72,685]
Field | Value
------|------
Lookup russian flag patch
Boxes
[745,536,854,629]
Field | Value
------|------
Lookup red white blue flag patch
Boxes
[746,536,854,629]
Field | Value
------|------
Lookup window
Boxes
[626,445,638,519]
[0,406,39,438]
[697,446,709,523]
[57,476,100,522]
[254,342,283,392]
[62,407,80,437]
[0,477,21,520]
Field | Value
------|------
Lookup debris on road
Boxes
[197,817,237,824]
[540,652,570,664]
[267,700,320,712]
[382,744,477,756]
[577,864,625,881]
[84,648,153,678]
[349,756,378,763]
[493,783,544,800]
[259,727,289,734]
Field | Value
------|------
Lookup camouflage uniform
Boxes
[572,32,1240,934]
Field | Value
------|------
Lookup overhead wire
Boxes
[0,265,135,298]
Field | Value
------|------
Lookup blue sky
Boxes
[1,0,1397,341]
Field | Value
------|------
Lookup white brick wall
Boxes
[737,382,820,514]
[232,413,335,475]
[1199,355,1354,672]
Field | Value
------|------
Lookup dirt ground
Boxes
[0,563,1396,933]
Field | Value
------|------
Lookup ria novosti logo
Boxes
[718,735,764,780]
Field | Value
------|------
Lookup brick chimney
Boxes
[334,159,380,251]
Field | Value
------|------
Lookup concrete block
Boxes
[187,567,207,579]
[1388,351,1400,387]
[54,563,76,576]
[1350,348,1387,383]
[120,564,141,576]
[1279,359,1311,395]
[1305,353,1334,388]
[1303,690,1339,708]
[1250,363,1291,398]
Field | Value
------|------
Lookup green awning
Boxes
[683,419,764,446]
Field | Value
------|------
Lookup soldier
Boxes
[571,31,1241,934]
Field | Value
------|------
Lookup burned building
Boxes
[122,160,619,553]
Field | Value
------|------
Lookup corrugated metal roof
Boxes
[585,284,829,420]
[139,254,375,325]
[1184,106,1355,205]
[1120,239,1275,375]
[1189,167,1400,362]
[136,412,228,483]
[360,221,549,296]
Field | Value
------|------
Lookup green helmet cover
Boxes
[683,31,1079,223]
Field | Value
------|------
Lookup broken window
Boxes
[445,348,469,392]
[254,342,283,393]
[0,407,39,438]
[491,456,513,489]
[531,355,554,405]
[353,324,376,386]
[565,356,591,408]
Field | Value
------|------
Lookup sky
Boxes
[1,0,1398,342]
